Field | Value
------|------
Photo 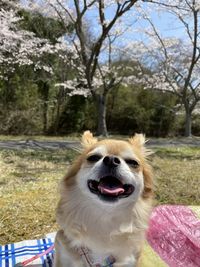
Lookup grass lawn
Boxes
[0,145,200,245]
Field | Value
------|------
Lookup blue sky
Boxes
[83,2,190,63]
[21,1,187,41]
[148,12,186,38]
[87,2,187,47]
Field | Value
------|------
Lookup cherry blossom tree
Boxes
[125,0,200,136]
[0,0,76,133]
[56,35,128,135]
[0,0,63,78]
[23,0,145,136]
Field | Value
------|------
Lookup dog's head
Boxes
[63,131,153,207]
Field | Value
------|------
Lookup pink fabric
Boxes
[147,205,200,267]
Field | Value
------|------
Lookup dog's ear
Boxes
[81,131,97,148]
[143,163,154,199]
[129,133,146,148]
[129,133,152,157]
[129,134,154,198]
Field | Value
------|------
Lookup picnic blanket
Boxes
[0,205,200,267]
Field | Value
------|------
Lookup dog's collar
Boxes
[76,246,115,267]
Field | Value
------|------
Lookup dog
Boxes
[54,131,153,267]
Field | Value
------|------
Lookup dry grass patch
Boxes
[153,147,200,205]
[0,146,200,245]
[0,149,77,245]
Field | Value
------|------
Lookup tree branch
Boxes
[183,8,198,97]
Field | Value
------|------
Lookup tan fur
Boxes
[81,130,98,148]
[54,131,154,267]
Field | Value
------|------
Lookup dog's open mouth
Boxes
[88,176,135,201]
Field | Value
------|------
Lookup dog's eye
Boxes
[87,154,102,162]
[125,159,139,167]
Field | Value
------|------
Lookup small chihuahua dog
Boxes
[54,131,153,267]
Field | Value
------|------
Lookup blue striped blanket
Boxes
[0,233,55,267]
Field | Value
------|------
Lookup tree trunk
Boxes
[184,108,192,137]
[37,81,49,134]
[54,89,62,134]
[43,101,48,134]
[96,94,108,136]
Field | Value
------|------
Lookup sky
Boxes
[20,0,191,61]
[148,12,186,38]
[89,2,189,62]
[20,1,188,41]
[86,2,188,47]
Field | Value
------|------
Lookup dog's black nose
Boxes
[103,155,120,167]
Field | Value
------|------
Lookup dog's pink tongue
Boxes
[98,182,124,196]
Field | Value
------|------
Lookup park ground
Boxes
[0,135,200,245]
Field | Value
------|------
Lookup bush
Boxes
[192,114,200,136]
[0,108,42,135]
[106,86,177,136]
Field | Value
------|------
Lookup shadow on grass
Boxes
[0,148,78,164]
